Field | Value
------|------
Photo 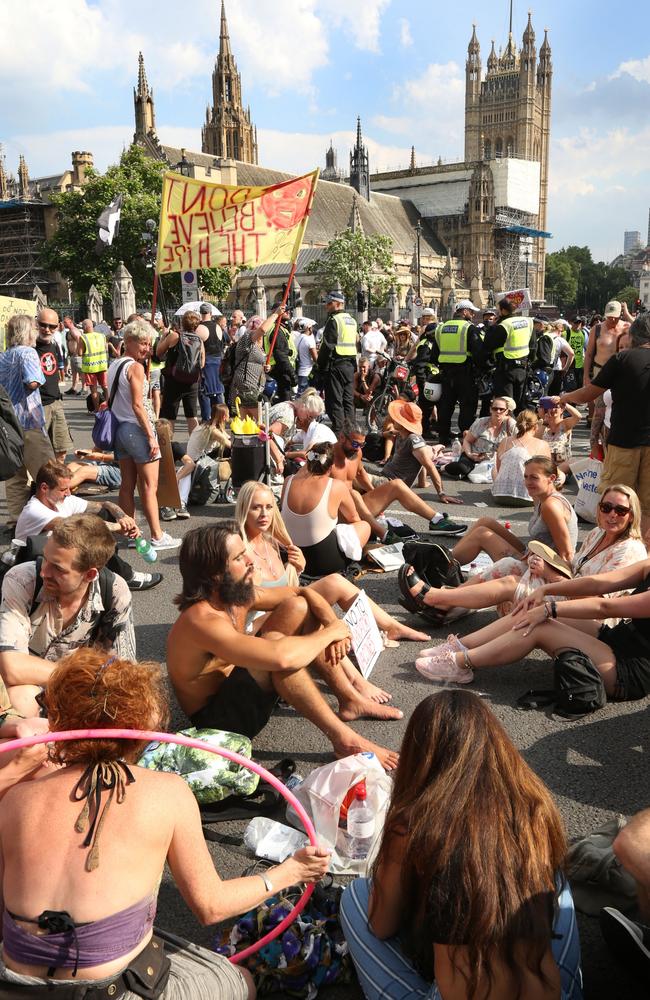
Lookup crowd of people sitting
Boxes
[0,294,649,998]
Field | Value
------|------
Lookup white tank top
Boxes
[281,477,337,547]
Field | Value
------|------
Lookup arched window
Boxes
[495,138,503,158]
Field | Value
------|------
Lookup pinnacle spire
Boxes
[220,0,232,57]
[523,10,535,46]
[18,154,29,198]
[410,145,416,171]
[136,51,149,96]
[356,116,363,148]
[540,27,551,55]
[468,22,480,55]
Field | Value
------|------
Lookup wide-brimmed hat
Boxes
[388,399,423,435]
[527,540,573,579]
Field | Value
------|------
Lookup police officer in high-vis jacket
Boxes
[482,298,535,413]
[431,299,483,446]
[316,291,357,433]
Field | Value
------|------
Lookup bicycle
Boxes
[366,354,418,432]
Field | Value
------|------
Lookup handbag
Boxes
[214,876,354,997]
[91,359,129,451]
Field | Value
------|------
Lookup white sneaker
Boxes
[151,532,181,550]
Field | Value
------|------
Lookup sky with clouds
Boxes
[1,0,649,264]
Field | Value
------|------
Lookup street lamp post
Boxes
[524,241,531,290]
[176,148,191,178]
[415,220,422,299]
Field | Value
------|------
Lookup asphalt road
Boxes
[1,391,646,999]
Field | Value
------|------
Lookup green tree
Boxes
[544,245,635,312]
[544,255,578,308]
[615,285,640,309]
[40,145,235,307]
[306,228,397,305]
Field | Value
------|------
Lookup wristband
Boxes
[259,872,274,896]
[544,601,552,620]
[550,599,558,619]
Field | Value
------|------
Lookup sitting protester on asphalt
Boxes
[411,553,650,695]
[445,396,515,479]
[329,409,467,543]
[167,524,400,770]
[601,807,650,983]
[340,689,583,1000]
[12,461,161,593]
[492,409,553,506]
[410,484,646,625]
[0,646,333,998]
[0,515,136,716]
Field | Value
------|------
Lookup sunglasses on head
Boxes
[39,322,57,331]
[599,501,631,517]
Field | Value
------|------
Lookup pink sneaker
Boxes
[419,635,467,658]
[415,648,474,684]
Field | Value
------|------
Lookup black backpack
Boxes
[536,332,556,369]
[171,332,202,384]
[220,340,238,394]
[0,385,24,481]
[362,433,384,463]
[397,540,466,626]
[517,648,607,719]
[188,456,220,506]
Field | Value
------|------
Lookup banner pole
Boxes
[265,261,297,365]
[264,169,319,366]
[151,271,159,319]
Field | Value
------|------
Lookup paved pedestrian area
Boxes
[1,395,646,999]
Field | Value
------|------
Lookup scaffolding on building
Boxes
[494,208,551,292]
[0,198,49,300]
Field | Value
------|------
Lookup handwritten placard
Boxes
[0,295,37,351]
[343,590,384,679]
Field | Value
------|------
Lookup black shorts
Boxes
[599,622,650,701]
[189,667,279,739]
[160,375,199,420]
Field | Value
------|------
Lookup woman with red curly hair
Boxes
[0,648,329,999]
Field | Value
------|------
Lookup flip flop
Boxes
[200,785,282,826]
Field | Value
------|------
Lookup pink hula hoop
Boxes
[0,729,317,964]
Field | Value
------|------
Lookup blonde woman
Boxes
[235,480,428,646]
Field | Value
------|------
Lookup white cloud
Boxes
[258,127,432,177]
[317,0,391,53]
[399,18,414,48]
[6,126,135,179]
[611,55,650,84]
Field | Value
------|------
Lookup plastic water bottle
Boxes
[284,773,304,793]
[451,439,462,458]
[135,537,158,563]
[346,782,375,860]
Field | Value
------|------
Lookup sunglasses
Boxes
[599,501,631,517]
[344,438,364,450]
[39,322,57,331]
[490,406,506,413]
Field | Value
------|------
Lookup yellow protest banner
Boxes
[156,169,319,274]
[0,295,37,351]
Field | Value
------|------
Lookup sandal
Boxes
[398,564,432,614]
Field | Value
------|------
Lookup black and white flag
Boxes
[95,193,123,254]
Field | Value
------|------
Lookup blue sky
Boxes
[1,0,649,264]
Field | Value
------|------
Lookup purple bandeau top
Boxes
[2,894,157,971]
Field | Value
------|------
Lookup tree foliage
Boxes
[614,285,640,309]
[306,228,397,304]
[544,245,635,312]
[40,145,235,308]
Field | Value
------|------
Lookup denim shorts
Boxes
[95,463,122,488]
[114,422,159,465]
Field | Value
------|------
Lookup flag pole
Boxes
[265,262,297,365]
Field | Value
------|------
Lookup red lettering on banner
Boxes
[197,239,212,268]
[228,232,247,264]
[165,177,183,212]
[207,187,229,212]
[180,184,206,215]
[238,201,256,232]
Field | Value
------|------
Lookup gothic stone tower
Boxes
[464,13,552,297]
[349,118,370,201]
[133,52,156,143]
[202,1,258,163]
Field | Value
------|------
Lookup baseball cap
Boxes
[325,291,345,304]
[456,299,477,312]
[604,300,622,318]
[297,317,316,329]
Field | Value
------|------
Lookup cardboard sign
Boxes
[343,590,384,679]
[155,420,181,508]
[0,295,37,351]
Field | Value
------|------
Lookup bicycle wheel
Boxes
[367,395,388,432]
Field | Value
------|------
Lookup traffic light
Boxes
[356,290,367,312]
